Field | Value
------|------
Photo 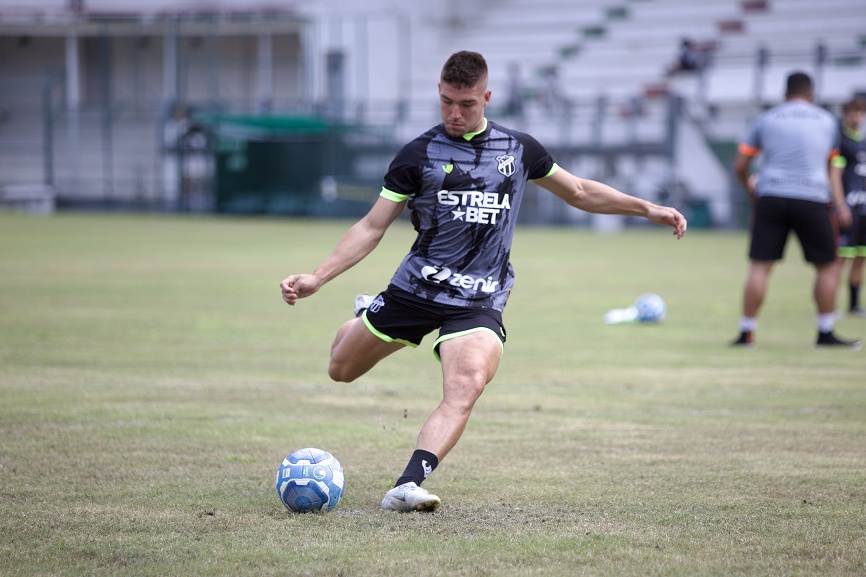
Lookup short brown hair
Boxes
[842,97,866,115]
[441,51,488,88]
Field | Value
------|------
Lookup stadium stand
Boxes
[1,0,864,223]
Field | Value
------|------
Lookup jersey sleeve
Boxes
[739,116,763,157]
[516,132,556,180]
[830,123,842,162]
[380,137,427,201]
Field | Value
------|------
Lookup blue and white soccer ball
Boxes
[634,293,667,323]
[276,448,345,513]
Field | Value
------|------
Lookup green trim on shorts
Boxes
[431,327,504,362]
[838,245,866,258]
[360,310,419,348]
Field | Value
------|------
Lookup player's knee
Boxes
[327,361,353,382]
[327,357,363,383]
[446,374,488,411]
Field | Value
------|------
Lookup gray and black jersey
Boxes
[839,125,866,213]
[380,119,556,311]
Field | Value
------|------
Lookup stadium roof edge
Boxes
[0,6,307,29]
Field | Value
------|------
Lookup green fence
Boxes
[205,113,381,217]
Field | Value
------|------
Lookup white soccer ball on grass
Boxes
[634,293,666,323]
[276,447,345,513]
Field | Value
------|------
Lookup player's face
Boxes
[843,110,864,131]
[438,80,491,138]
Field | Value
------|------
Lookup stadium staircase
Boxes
[405,0,865,226]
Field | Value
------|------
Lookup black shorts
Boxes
[838,208,866,257]
[361,285,506,359]
[749,196,837,264]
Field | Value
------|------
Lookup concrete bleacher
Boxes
[452,0,864,224]
[712,36,861,62]
[761,0,864,15]
[699,0,866,104]
[745,14,865,39]
[547,0,866,106]
[626,0,741,21]
[3,0,865,221]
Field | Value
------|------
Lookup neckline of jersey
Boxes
[462,118,488,141]
[843,125,863,142]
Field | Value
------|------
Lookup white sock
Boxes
[739,316,758,332]
[817,313,835,333]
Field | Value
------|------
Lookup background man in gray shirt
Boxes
[732,71,859,348]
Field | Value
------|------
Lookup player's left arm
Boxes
[536,166,687,239]
[829,152,851,228]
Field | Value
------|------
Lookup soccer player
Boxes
[280,51,687,511]
[731,71,860,348]
[834,97,866,316]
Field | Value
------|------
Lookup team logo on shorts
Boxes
[496,154,515,177]
[369,294,385,313]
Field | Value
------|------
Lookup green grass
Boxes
[1,212,864,576]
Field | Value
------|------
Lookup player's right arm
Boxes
[733,145,758,206]
[280,196,405,305]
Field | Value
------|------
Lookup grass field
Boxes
[1,211,864,576]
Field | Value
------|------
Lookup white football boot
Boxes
[381,482,441,512]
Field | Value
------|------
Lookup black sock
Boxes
[395,449,438,487]
[851,284,861,311]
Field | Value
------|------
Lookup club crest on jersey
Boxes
[496,154,515,177]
